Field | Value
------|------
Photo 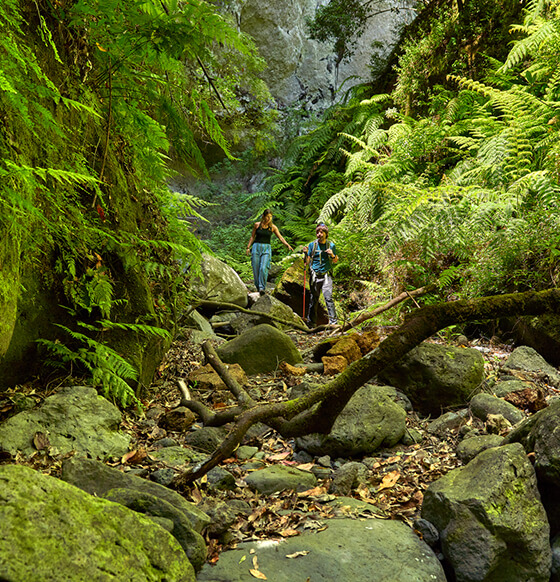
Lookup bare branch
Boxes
[201,341,255,407]
[341,285,432,332]
[195,299,310,333]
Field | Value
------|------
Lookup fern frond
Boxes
[500,20,558,71]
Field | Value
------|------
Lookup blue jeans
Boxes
[307,270,337,325]
[251,243,271,292]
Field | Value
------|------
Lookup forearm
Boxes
[274,228,292,249]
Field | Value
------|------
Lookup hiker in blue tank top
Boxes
[305,223,338,327]
[246,209,293,295]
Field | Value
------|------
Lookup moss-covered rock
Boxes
[216,323,302,374]
[0,385,130,458]
[0,464,195,581]
[198,517,446,582]
[244,464,317,495]
[231,293,306,332]
[191,253,248,307]
[456,434,505,463]
[506,400,560,535]
[422,443,551,582]
[378,342,485,416]
[470,392,525,425]
[501,345,560,387]
[61,456,211,533]
[295,384,406,457]
[103,488,206,571]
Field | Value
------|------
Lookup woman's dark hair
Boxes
[258,209,272,227]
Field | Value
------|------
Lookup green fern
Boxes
[37,324,141,409]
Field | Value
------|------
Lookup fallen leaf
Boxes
[267,451,290,461]
[413,490,424,504]
[190,488,203,504]
[279,528,300,537]
[121,448,147,464]
[249,569,267,579]
[286,551,310,559]
[297,486,327,498]
[33,431,50,451]
[239,556,246,564]
[296,462,315,472]
[377,470,400,491]
[252,555,259,569]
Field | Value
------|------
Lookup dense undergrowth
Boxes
[237,0,560,327]
[0,0,276,403]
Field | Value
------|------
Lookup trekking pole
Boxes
[302,254,307,320]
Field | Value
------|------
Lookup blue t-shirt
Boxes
[307,240,336,274]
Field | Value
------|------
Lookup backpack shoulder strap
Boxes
[309,241,318,260]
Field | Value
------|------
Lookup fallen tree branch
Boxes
[341,285,432,332]
[173,288,560,488]
[201,341,255,407]
[195,299,311,333]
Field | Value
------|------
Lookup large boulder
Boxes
[197,517,446,582]
[0,464,195,581]
[422,443,551,582]
[378,342,485,416]
[231,293,306,333]
[0,385,130,458]
[60,456,211,533]
[103,488,206,571]
[500,345,560,387]
[191,253,248,307]
[295,384,406,457]
[506,400,560,534]
[216,324,302,375]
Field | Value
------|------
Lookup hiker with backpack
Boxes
[246,209,293,295]
[305,223,338,327]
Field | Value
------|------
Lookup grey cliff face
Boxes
[237,0,416,111]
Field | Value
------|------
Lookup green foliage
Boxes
[261,0,560,311]
[392,0,523,115]
[0,0,277,404]
[37,319,171,408]
[37,323,141,409]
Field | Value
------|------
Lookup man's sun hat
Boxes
[316,223,328,235]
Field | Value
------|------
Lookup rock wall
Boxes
[237,0,416,111]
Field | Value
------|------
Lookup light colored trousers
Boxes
[251,243,271,292]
